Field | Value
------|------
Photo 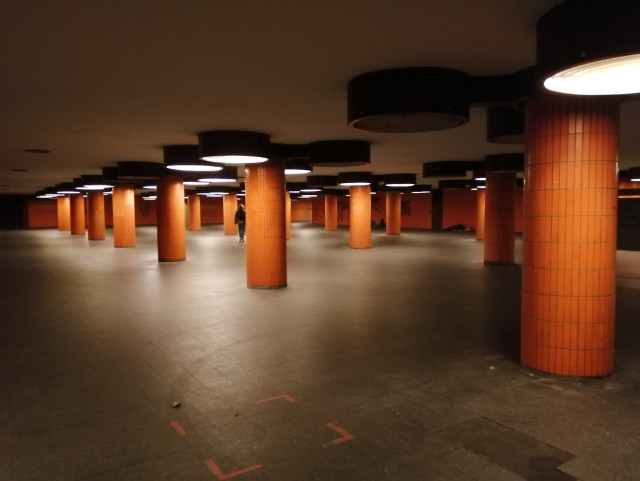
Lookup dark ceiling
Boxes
[2,0,638,194]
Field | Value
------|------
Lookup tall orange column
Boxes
[245,159,287,288]
[87,190,106,240]
[112,185,136,247]
[350,185,371,248]
[223,193,238,235]
[484,172,515,264]
[57,196,71,231]
[325,195,337,231]
[156,175,186,262]
[475,189,485,240]
[521,94,619,377]
[69,194,85,235]
[285,191,292,240]
[385,191,401,235]
[187,193,201,231]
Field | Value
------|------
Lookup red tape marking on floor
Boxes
[170,421,187,437]
[326,422,354,445]
[257,394,296,403]
[204,459,263,480]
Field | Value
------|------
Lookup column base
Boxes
[484,260,514,265]
[521,363,612,381]
[247,284,287,289]
[158,258,186,262]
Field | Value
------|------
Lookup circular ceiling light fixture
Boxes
[284,159,312,175]
[629,166,640,182]
[383,173,416,188]
[76,175,113,191]
[338,172,372,186]
[117,161,165,180]
[198,166,238,183]
[423,160,480,178]
[410,184,432,194]
[55,182,81,195]
[537,0,640,95]
[164,145,223,172]
[486,106,525,144]
[347,67,471,132]
[198,130,271,164]
[308,140,371,167]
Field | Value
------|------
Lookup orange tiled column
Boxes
[285,191,292,240]
[325,195,337,231]
[70,194,85,235]
[187,193,201,231]
[476,189,485,240]
[112,185,136,247]
[484,172,515,264]
[87,190,106,240]
[57,196,71,231]
[350,185,371,248]
[245,159,287,288]
[157,175,186,262]
[521,94,619,377]
[386,191,401,235]
[223,193,238,235]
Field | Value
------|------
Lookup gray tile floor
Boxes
[1,224,639,481]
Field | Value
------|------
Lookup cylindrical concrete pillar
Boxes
[285,191,292,240]
[325,195,337,231]
[476,189,485,240]
[87,190,106,240]
[70,194,86,235]
[187,193,201,231]
[157,175,186,262]
[57,196,71,231]
[350,185,371,248]
[223,193,238,235]
[112,185,136,247]
[245,159,287,288]
[484,172,515,264]
[385,191,401,235]
[521,94,619,377]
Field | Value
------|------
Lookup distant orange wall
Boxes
[291,199,312,221]
[443,189,477,230]
[399,193,432,229]
[201,196,224,224]
[27,199,57,227]
[311,197,324,224]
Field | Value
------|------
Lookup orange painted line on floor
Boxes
[326,422,355,445]
[257,394,296,403]
[204,459,263,480]
[169,421,187,437]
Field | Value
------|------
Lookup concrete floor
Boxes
[1,224,639,481]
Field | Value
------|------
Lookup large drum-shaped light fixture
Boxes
[347,67,471,133]
[308,140,371,167]
[198,130,271,164]
[164,145,222,172]
[537,0,640,95]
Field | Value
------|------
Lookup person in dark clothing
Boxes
[234,204,246,242]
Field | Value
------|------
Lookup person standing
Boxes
[234,204,246,242]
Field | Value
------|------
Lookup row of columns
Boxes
[52,93,620,378]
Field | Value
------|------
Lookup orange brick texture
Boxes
[112,185,136,247]
[386,192,401,235]
[325,195,338,231]
[187,194,201,231]
[87,190,106,240]
[484,172,516,264]
[521,94,619,377]
[245,160,287,288]
[57,196,71,231]
[475,189,485,240]
[223,193,238,235]
[70,194,85,235]
[350,185,371,248]
[157,175,186,262]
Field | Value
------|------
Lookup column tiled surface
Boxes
[522,95,619,377]
[1,225,639,481]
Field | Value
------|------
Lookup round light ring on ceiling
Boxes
[164,145,223,172]
[77,174,113,191]
[198,166,238,183]
[486,106,525,144]
[117,161,165,180]
[285,159,312,175]
[629,166,640,182]
[484,153,524,173]
[55,182,81,194]
[308,140,371,167]
[338,171,372,186]
[537,0,640,95]
[198,130,271,164]
[383,173,417,188]
[423,160,479,178]
[347,67,471,133]
[410,184,432,193]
